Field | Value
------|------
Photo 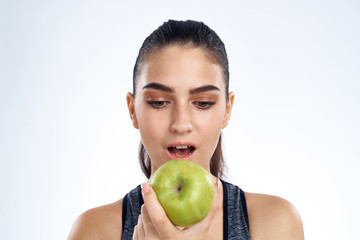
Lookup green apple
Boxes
[149,159,215,226]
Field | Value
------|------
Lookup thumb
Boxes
[141,183,177,236]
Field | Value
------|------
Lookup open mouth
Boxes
[167,145,196,158]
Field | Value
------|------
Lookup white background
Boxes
[1,0,359,239]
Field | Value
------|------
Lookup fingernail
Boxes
[141,182,150,194]
[217,178,221,194]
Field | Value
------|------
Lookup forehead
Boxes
[137,45,225,91]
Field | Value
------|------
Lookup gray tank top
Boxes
[121,179,251,239]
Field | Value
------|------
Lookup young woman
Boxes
[68,20,304,240]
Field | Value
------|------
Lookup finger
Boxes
[135,214,145,240]
[139,215,145,239]
[141,204,160,238]
[205,178,222,221]
[141,182,177,238]
[132,225,138,240]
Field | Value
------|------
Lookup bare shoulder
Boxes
[67,199,123,240]
[245,192,304,240]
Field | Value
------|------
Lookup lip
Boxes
[166,142,197,161]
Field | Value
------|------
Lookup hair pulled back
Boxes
[133,19,229,179]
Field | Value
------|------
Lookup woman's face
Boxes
[127,45,234,176]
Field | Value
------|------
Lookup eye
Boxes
[194,101,215,109]
[147,100,168,109]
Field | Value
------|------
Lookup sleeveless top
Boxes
[121,179,251,240]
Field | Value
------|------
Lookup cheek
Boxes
[138,121,161,160]
[137,109,168,147]
[196,104,226,129]
[196,109,224,144]
[198,106,226,143]
[198,121,221,147]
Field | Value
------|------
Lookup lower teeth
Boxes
[172,150,194,157]
[175,153,186,157]
[168,146,195,157]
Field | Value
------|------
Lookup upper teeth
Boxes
[175,145,189,149]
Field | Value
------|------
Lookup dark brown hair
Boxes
[133,20,229,179]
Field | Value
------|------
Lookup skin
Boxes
[68,45,304,240]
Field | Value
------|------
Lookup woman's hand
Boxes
[132,180,221,240]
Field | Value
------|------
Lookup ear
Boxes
[222,91,234,129]
[126,92,139,129]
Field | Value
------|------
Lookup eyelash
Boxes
[147,101,168,109]
[147,101,215,110]
[193,101,215,110]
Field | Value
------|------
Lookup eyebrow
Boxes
[189,85,220,94]
[142,83,220,94]
[142,83,173,93]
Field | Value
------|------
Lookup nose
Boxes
[170,104,193,134]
